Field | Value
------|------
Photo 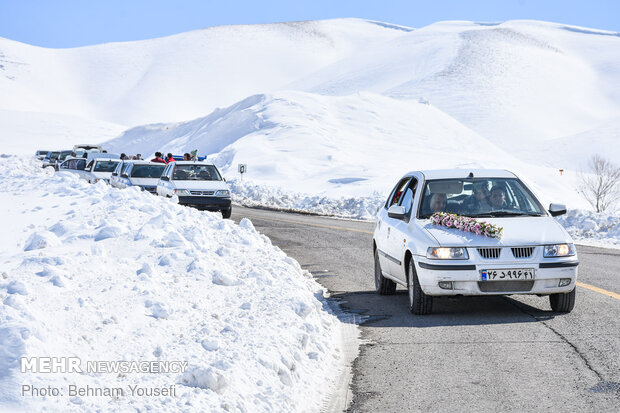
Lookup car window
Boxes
[112,162,122,175]
[94,160,119,172]
[172,164,222,181]
[121,163,132,175]
[130,164,167,178]
[386,177,411,208]
[418,178,546,218]
[398,178,418,216]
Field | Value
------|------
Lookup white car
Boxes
[110,160,167,194]
[156,161,232,218]
[57,157,87,174]
[373,169,578,315]
[82,158,121,183]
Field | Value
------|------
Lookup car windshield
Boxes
[418,178,546,218]
[49,152,60,159]
[130,164,166,178]
[94,160,119,172]
[172,164,222,181]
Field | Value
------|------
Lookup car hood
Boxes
[173,180,229,191]
[129,177,160,186]
[419,217,572,246]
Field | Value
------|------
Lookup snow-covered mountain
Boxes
[103,91,583,209]
[2,18,619,210]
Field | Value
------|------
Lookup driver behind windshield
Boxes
[489,185,508,209]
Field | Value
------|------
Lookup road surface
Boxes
[232,206,620,412]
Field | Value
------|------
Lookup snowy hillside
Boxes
[0,19,406,127]
[291,20,620,148]
[104,90,589,212]
[0,156,348,412]
[2,18,619,218]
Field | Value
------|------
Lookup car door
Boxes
[376,176,411,277]
[157,164,171,196]
[387,178,419,281]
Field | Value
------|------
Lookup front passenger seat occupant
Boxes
[430,193,447,213]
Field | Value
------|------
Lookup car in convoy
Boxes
[72,144,103,157]
[156,161,232,217]
[82,158,121,183]
[41,151,61,168]
[110,160,167,194]
[53,150,74,170]
[373,169,578,315]
[35,150,50,160]
[57,157,87,175]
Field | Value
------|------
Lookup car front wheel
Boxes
[374,249,396,295]
[408,259,432,315]
[549,288,575,313]
[221,208,232,219]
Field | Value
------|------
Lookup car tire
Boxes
[549,288,575,313]
[221,208,232,219]
[374,249,396,295]
[408,259,432,315]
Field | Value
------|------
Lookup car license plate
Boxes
[480,268,535,281]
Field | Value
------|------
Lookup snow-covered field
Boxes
[0,156,350,412]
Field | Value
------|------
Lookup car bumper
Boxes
[177,196,231,210]
[139,185,158,194]
[414,259,578,296]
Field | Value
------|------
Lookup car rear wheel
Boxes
[549,288,575,313]
[408,259,432,315]
[374,249,396,295]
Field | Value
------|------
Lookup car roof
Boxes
[408,169,518,180]
[123,160,167,165]
[172,160,216,166]
[92,158,121,162]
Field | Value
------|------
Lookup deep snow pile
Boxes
[557,209,620,249]
[228,178,385,220]
[0,156,347,412]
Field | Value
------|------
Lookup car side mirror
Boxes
[121,173,129,178]
[549,203,567,217]
[160,176,169,181]
[387,205,406,219]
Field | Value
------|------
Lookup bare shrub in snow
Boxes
[578,155,620,212]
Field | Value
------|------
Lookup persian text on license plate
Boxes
[480,268,535,281]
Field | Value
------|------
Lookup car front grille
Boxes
[478,281,534,293]
[477,248,502,259]
[142,186,157,193]
[511,247,535,258]
[190,191,215,196]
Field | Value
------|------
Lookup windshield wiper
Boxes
[476,211,543,217]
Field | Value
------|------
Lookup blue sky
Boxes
[1,0,618,48]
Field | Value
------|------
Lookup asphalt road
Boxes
[231,206,620,413]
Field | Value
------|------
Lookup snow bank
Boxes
[0,156,349,412]
[229,178,384,220]
[557,209,620,249]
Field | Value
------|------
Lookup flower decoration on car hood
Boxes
[430,212,503,239]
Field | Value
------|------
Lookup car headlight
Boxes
[427,247,469,260]
[175,189,190,196]
[215,190,230,197]
[544,244,575,258]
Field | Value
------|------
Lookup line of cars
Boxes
[36,145,232,218]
